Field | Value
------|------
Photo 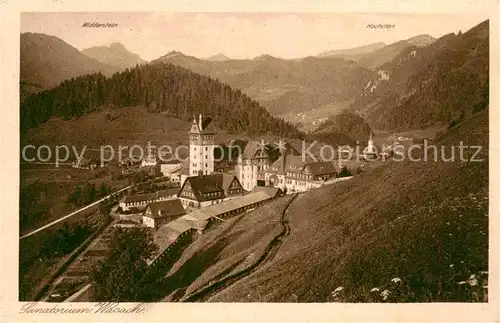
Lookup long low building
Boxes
[118,189,179,212]
[147,187,283,268]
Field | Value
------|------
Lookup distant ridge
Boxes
[81,42,146,69]
[152,51,373,116]
[317,42,386,58]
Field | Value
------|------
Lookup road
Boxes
[20,185,132,240]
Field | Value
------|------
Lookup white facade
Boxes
[141,153,157,167]
[143,216,155,228]
[238,159,269,191]
[236,141,270,191]
[160,163,182,180]
[189,114,215,176]
[363,133,378,160]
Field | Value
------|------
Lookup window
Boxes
[205,147,208,151]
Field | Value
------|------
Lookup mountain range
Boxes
[317,35,436,70]
[20,20,488,136]
[317,42,386,58]
[20,33,118,99]
[350,21,488,131]
[151,51,374,116]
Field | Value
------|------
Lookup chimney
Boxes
[199,114,203,131]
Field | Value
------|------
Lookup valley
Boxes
[17,15,490,305]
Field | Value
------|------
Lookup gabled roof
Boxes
[267,154,336,176]
[285,138,321,159]
[241,141,269,160]
[304,161,337,176]
[180,173,243,202]
[145,199,186,219]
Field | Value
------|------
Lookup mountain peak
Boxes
[109,42,127,51]
[406,34,436,47]
[253,53,276,61]
[206,53,230,61]
[81,42,145,69]
[165,50,185,59]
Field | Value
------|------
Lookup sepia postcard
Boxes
[1,0,500,322]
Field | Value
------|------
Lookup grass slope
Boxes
[205,109,488,302]
[152,196,293,301]
[21,106,191,149]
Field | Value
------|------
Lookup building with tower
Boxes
[178,114,245,210]
[189,114,215,176]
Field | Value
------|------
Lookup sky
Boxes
[21,12,489,61]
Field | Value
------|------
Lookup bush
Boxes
[338,167,353,178]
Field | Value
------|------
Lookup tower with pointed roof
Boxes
[189,114,215,176]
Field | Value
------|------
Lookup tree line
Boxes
[21,63,304,139]
[68,182,111,206]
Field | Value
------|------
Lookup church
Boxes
[178,114,245,211]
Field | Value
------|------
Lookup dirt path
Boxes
[182,193,300,302]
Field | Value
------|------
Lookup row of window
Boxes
[190,135,214,140]
[193,146,212,151]
[203,191,222,198]
[286,179,309,186]
[183,191,195,198]
[286,172,313,180]
[191,162,209,168]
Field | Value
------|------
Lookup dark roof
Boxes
[304,161,337,176]
[285,139,322,159]
[267,154,336,176]
[268,154,312,174]
[123,189,178,204]
[123,192,155,204]
[180,173,243,202]
[146,199,186,219]
[189,116,215,135]
[241,141,269,160]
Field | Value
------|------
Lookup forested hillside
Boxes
[20,63,304,139]
[309,111,372,145]
[351,20,489,131]
[151,52,373,116]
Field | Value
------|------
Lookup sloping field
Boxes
[189,109,488,302]
[149,195,294,301]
